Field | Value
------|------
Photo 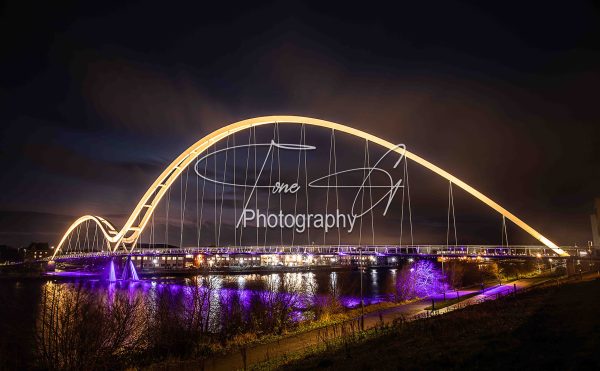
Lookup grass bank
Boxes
[257,278,600,370]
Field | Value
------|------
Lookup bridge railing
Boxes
[47,244,587,261]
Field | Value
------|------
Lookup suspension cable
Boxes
[84,219,89,253]
[303,124,310,245]
[232,132,237,247]
[151,204,155,248]
[165,184,171,248]
[501,215,509,247]
[213,141,218,245]
[292,124,304,246]
[333,130,340,246]
[446,180,458,247]
[366,140,375,245]
[66,227,73,254]
[75,223,81,254]
[277,123,283,246]
[324,128,333,244]
[451,181,457,246]
[239,129,252,245]
[217,135,229,246]
[92,222,98,252]
[263,124,276,246]
[195,147,199,247]
[399,155,406,245]
[180,165,190,248]
[405,158,414,245]
[253,126,258,246]
[446,182,451,248]
[358,139,367,246]
[198,145,208,247]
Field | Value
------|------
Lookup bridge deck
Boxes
[48,244,592,261]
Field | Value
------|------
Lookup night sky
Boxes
[1,1,599,248]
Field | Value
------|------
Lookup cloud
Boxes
[79,53,236,137]
[1,20,598,247]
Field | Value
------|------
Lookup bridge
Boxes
[48,244,590,262]
[47,116,575,267]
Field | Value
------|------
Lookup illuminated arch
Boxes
[51,116,568,259]
[53,215,117,254]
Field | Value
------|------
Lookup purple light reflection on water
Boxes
[40,266,447,326]
[46,271,100,278]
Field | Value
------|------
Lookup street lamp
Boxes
[441,255,446,301]
[359,246,364,331]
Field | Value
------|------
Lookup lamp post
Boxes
[441,253,446,301]
[359,247,364,331]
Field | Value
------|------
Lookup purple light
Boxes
[109,260,117,282]
[395,260,446,300]
[128,258,139,280]
[411,260,445,297]
[340,295,383,308]
[120,256,139,281]
[46,271,98,277]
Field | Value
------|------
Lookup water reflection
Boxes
[29,259,538,319]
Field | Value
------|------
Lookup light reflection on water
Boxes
[16,269,397,306]
[0,265,450,337]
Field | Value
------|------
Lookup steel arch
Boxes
[51,116,568,259]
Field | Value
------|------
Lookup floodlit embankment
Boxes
[259,275,600,370]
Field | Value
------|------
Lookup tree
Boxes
[395,260,445,301]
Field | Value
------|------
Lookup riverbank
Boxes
[255,275,600,370]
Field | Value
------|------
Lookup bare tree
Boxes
[144,276,217,358]
[308,276,343,321]
[35,283,144,370]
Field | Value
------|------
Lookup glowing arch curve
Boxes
[51,115,568,259]
[53,215,118,253]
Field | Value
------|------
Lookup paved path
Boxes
[196,276,562,371]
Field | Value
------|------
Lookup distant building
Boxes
[22,242,51,261]
[591,198,600,247]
